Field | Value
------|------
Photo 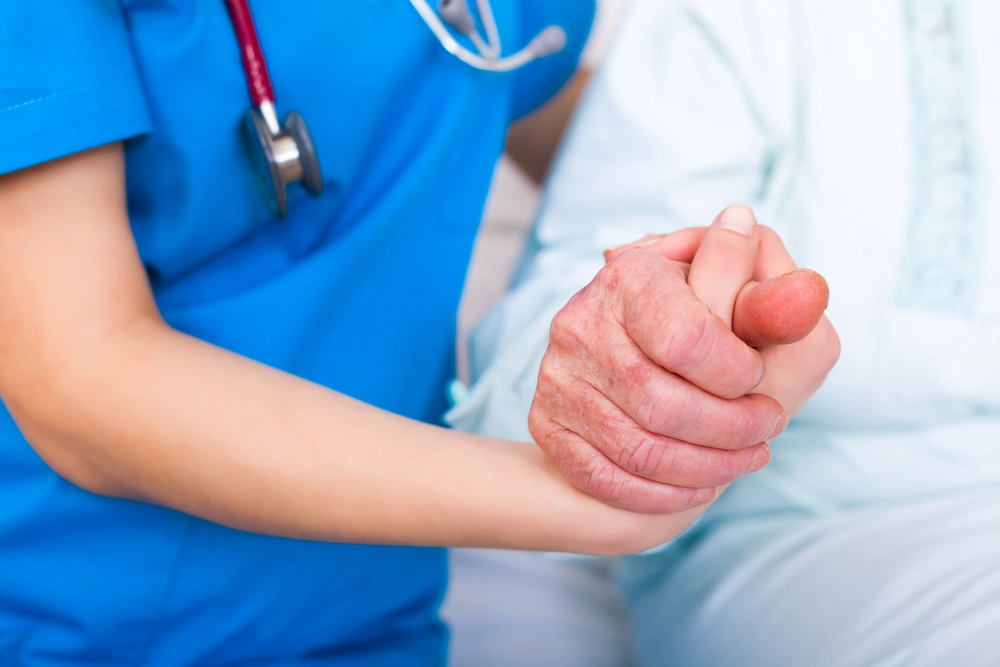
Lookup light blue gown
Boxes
[450,0,1000,664]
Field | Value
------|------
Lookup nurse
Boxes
[0,1,829,664]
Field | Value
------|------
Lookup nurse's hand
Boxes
[529,205,838,513]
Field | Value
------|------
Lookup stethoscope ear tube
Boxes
[410,0,565,72]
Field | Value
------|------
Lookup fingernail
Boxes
[779,268,828,287]
[777,269,831,310]
[754,364,766,389]
[715,204,756,237]
[694,487,718,506]
[751,443,771,472]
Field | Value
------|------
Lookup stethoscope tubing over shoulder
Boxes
[224,0,567,217]
[410,0,566,72]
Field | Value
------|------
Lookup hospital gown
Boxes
[448,0,1000,664]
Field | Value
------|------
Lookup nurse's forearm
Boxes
[16,317,701,554]
[0,144,705,555]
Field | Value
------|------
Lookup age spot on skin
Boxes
[620,361,652,390]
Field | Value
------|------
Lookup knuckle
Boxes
[530,426,632,506]
[548,305,581,349]
[719,397,773,448]
[527,378,566,443]
[632,391,662,433]
[534,342,601,420]
[534,351,561,392]
[635,382,701,436]
[577,455,616,500]
[597,257,639,297]
[613,250,673,300]
[608,247,645,269]
[549,289,604,350]
[619,429,670,478]
[578,456,630,506]
[526,399,549,443]
[598,260,626,293]
[532,425,580,474]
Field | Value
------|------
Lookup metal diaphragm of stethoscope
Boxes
[224,0,568,218]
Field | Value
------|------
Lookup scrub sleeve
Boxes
[0,2,151,172]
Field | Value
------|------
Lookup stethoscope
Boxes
[224,0,567,217]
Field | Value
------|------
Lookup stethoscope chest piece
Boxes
[245,107,323,217]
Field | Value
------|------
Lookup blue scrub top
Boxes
[0,1,592,664]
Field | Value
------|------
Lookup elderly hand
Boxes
[529,205,838,513]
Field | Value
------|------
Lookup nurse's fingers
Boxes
[752,224,797,282]
[733,270,830,348]
[753,315,840,416]
[732,226,829,347]
[603,227,708,264]
[686,204,760,328]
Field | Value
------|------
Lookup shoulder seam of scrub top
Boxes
[0,74,151,176]
[0,77,130,115]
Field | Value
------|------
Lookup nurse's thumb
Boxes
[686,204,760,328]
[732,271,830,348]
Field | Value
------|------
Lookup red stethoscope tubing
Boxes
[223,0,275,107]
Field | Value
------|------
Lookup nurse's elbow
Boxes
[0,345,133,499]
[5,395,125,497]
[45,444,124,498]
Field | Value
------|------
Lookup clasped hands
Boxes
[530,205,840,513]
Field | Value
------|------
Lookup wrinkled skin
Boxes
[529,205,840,513]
